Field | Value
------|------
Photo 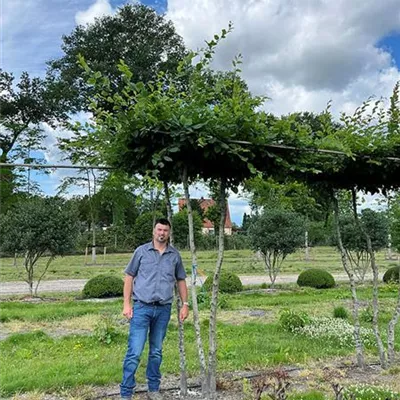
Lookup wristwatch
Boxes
[183,301,189,306]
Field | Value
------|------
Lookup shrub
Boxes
[202,271,243,294]
[333,306,348,319]
[383,265,400,283]
[82,274,124,298]
[297,269,335,289]
[279,309,310,333]
[196,291,229,310]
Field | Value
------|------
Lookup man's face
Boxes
[153,223,170,244]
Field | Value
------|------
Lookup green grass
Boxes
[1,247,397,282]
[0,284,399,395]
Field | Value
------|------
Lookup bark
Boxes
[333,193,365,368]
[164,180,188,396]
[182,168,207,394]
[387,286,400,365]
[305,230,310,262]
[207,178,227,399]
[86,169,96,264]
[351,188,387,368]
[34,256,55,296]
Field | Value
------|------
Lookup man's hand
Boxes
[179,304,189,322]
[123,304,133,319]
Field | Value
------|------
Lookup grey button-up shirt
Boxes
[125,241,186,304]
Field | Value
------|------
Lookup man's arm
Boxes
[177,279,189,322]
[123,274,134,319]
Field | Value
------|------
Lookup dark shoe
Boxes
[147,391,164,400]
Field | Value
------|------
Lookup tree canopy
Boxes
[47,3,187,112]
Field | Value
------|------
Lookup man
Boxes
[120,218,189,400]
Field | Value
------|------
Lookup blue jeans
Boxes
[120,301,172,397]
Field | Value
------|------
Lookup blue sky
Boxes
[2,0,400,222]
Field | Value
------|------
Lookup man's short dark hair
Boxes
[154,218,171,228]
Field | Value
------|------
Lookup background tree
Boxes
[133,211,163,246]
[338,209,388,282]
[172,209,203,249]
[0,69,67,212]
[387,191,400,254]
[248,209,305,287]
[47,3,187,112]
[0,197,80,296]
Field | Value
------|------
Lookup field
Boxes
[0,247,399,399]
[1,284,400,399]
[0,247,398,282]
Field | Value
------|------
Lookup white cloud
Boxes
[75,0,114,26]
[167,0,400,116]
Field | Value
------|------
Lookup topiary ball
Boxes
[383,265,400,283]
[202,271,243,294]
[297,268,335,289]
[82,274,124,298]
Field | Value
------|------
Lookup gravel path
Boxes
[0,273,362,296]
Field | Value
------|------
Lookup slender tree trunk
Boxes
[34,256,55,296]
[207,178,227,399]
[164,181,188,396]
[333,193,365,368]
[387,233,393,260]
[305,230,310,262]
[87,169,96,264]
[351,188,387,368]
[164,181,174,245]
[387,286,400,365]
[182,168,207,394]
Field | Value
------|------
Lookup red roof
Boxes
[178,198,232,229]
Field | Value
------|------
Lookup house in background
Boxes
[178,197,233,235]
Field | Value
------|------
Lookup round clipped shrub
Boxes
[297,269,335,289]
[333,306,348,319]
[82,274,124,298]
[383,265,400,283]
[202,271,243,294]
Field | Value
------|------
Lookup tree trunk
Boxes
[164,181,174,245]
[305,230,310,262]
[387,233,393,260]
[333,193,365,368]
[182,168,207,394]
[351,188,387,368]
[164,180,188,396]
[86,169,96,264]
[207,178,227,399]
[387,286,400,366]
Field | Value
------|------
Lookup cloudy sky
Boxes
[2,0,400,222]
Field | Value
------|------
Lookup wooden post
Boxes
[84,247,88,266]
[103,247,107,265]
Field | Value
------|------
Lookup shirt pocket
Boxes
[139,256,155,278]
[163,258,176,282]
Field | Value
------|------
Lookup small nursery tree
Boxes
[339,209,388,282]
[0,197,80,296]
[248,209,305,287]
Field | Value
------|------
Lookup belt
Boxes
[135,300,166,306]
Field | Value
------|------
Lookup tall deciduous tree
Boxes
[47,3,187,112]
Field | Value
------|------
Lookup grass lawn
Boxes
[0,247,398,282]
[0,283,399,397]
